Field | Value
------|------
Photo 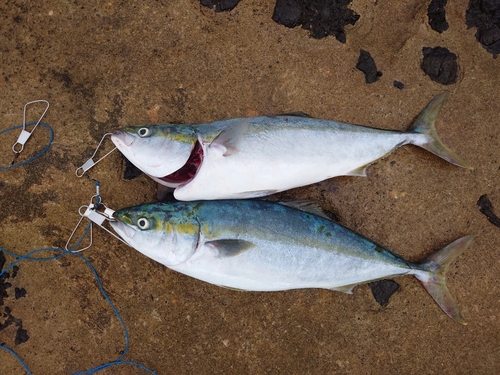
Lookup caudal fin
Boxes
[410,93,473,170]
[415,235,477,325]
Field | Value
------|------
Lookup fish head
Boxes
[111,125,197,178]
[110,203,200,266]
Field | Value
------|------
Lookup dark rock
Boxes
[0,308,14,331]
[477,194,500,227]
[15,324,29,345]
[466,0,500,57]
[393,80,405,90]
[356,50,383,84]
[0,298,30,345]
[273,0,303,28]
[15,287,26,299]
[428,0,449,33]
[0,253,10,307]
[0,282,9,307]
[200,0,241,12]
[272,0,360,42]
[421,46,458,85]
[368,279,400,307]
[0,252,5,272]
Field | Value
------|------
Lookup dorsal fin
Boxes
[280,200,331,220]
[210,118,250,156]
[278,111,313,118]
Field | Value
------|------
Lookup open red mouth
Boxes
[159,140,203,184]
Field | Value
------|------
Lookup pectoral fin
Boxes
[205,239,256,257]
[210,118,250,156]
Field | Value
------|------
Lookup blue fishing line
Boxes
[0,122,54,171]
[77,360,158,375]
[0,224,157,374]
[0,345,32,375]
[1,119,155,373]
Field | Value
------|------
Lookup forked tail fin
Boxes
[415,235,477,325]
[410,93,473,170]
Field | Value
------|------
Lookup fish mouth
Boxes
[111,131,135,148]
[110,220,137,241]
[159,139,204,185]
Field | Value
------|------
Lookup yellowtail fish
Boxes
[110,93,471,200]
[110,200,476,324]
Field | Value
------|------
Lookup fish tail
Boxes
[409,92,473,170]
[414,235,477,325]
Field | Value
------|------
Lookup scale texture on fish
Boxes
[111,93,472,200]
[110,200,476,324]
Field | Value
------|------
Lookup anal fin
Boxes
[232,190,279,198]
[331,284,358,294]
[345,165,369,177]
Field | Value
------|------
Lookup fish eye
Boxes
[138,127,150,137]
[137,217,150,230]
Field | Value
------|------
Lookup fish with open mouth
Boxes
[110,199,476,324]
[111,93,472,200]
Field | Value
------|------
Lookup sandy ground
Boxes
[1,0,499,374]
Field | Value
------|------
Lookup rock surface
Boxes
[1,1,499,374]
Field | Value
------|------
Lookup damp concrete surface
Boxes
[1,1,499,374]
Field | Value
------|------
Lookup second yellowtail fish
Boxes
[110,200,476,324]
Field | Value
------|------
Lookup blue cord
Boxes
[1,120,155,373]
[76,360,158,375]
[0,122,54,171]
[0,345,32,375]
[0,225,157,374]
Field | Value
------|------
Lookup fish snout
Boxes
[111,131,135,148]
[110,220,137,241]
